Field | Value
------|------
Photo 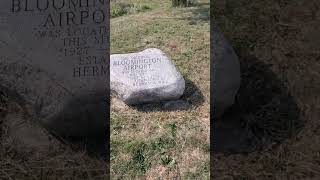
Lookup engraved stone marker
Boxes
[111,48,185,104]
[0,0,109,137]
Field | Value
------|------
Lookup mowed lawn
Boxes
[110,0,210,179]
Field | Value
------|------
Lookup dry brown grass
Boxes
[111,0,210,179]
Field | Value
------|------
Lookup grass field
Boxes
[2,0,318,179]
[110,0,210,179]
[0,0,209,179]
[213,0,320,179]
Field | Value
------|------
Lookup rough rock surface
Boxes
[0,2,109,138]
[212,26,241,117]
[111,48,185,104]
[0,32,108,138]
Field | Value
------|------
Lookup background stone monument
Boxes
[0,0,109,137]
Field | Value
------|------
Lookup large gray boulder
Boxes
[0,1,109,138]
[111,48,185,104]
[212,27,241,117]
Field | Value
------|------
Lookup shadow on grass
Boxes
[130,79,205,112]
[62,135,108,159]
[213,56,303,154]
[43,93,110,159]
[52,98,110,159]
[0,88,108,160]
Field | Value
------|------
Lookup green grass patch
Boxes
[111,136,178,177]
[111,1,152,18]
[111,0,210,178]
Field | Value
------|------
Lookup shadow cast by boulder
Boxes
[130,79,205,112]
[0,88,109,159]
[213,56,303,154]
[43,93,110,159]
[61,135,108,159]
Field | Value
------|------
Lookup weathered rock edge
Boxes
[212,26,241,117]
[111,48,185,105]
